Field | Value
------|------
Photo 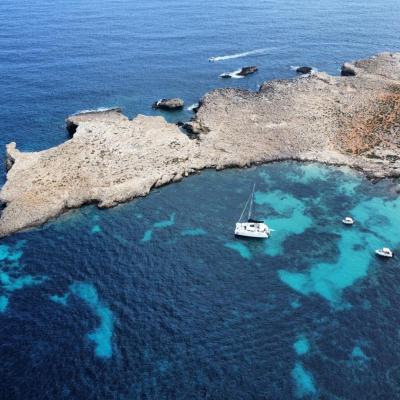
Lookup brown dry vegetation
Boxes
[339,89,400,154]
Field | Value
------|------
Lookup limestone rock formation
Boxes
[152,98,184,111]
[1,52,399,237]
[341,62,357,76]
[220,66,258,78]
[237,66,258,76]
[296,66,313,74]
[0,113,200,237]
[66,107,124,136]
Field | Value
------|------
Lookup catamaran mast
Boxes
[248,183,255,221]
[238,193,250,223]
[238,184,256,223]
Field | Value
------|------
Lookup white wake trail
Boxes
[209,48,270,62]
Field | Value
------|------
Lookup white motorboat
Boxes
[342,217,354,225]
[234,184,271,239]
[375,247,393,258]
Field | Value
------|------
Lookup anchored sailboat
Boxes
[234,184,271,239]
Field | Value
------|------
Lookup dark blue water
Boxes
[1,1,400,398]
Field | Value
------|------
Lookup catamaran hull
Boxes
[375,251,393,258]
[235,229,269,238]
[234,184,270,239]
[235,222,270,239]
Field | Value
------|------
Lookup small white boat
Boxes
[342,217,354,225]
[375,247,393,258]
[234,184,271,239]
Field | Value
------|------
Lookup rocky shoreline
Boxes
[1,52,399,237]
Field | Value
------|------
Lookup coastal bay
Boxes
[2,0,400,397]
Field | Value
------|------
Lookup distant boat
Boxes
[342,216,354,225]
[234,184,271,239]
[375,247,393,258]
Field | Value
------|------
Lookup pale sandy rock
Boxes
[0,114,199,237]
[1,52,400,237]
[152,98,184,111]
[66,107,126,135]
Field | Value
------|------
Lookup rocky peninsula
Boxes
[1,52,399,237]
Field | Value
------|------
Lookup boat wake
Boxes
[209,48,269,62]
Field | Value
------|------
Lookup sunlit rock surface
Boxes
[1,52,400,237]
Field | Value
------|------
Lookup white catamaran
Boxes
[235,184,271,239]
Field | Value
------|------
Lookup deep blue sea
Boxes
[1,1,400,399]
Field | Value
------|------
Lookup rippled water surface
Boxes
[1,0,400,398]
[1,163,400,399]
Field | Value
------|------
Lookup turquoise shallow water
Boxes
[1,161,400,398]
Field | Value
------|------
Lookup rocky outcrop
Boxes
[66,107,124,136]
[220,72,233,79]
[152,98,184,111]
[194,52,400,174]
[5,145,16,171]
[0,113,201,237]
[1,52,400,237]
[220,66,258,78]
[237,66,258,76]
[341,62,357,76]
[296,66,312,74]
[182,120,210,136]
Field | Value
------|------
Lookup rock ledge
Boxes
[1,52,400,237]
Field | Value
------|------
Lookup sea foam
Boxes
[73,106,121,116]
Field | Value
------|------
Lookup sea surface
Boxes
[1,0,400,399]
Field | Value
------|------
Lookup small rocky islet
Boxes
[0,52,400,237]
[296,66,313,74]
[220,66,258,78]
[152,98,184,111]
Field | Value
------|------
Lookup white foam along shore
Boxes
[1,52,400,238]
[219,69,245,79]
[187,103,200,111]
[72,106,122,116]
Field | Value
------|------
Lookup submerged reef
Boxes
[0,241,47,313]
[141,213,175,243]
[294,336,310,356]
[278,194,400,306]
[291,362,317,398]
[1,52,400,237]
[50,282,114,359]
[224,241,252,260]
